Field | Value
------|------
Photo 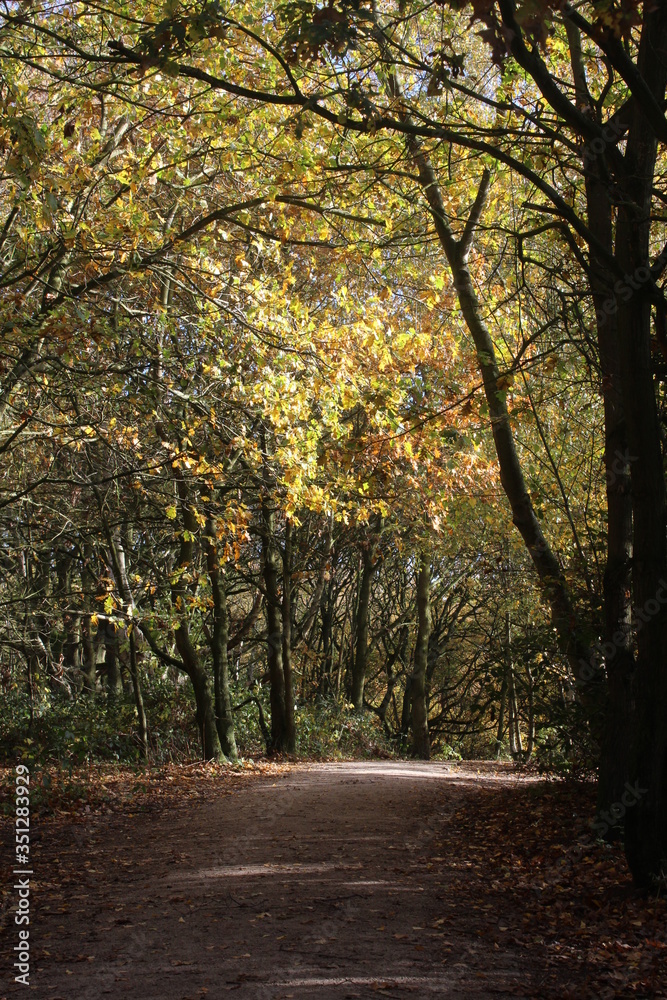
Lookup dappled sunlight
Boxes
[268,974,466,991]
[305,760,542,784]
[191,861,354,880]
[306,761,457,779]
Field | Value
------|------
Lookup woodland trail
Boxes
[3,761,661,1000]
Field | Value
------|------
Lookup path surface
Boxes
[5,762,585,999]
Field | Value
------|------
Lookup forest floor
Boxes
[1,760,667,1000]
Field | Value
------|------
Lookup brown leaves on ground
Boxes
[430,769,667,998]
[0,760,288,824]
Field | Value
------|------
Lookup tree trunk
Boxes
[205,519,238,761]
[103,523,148,758]
[411,552,432,759]
[375,661,395,737]
[56,550,79,690]
[400,675,413,743]
[526,664,536,759]
[104,620,122,700]
[319,569,335,697]
[128,627,148,759]
[261,501,288,752]
[615,8,667,883]
[565,16,636,820]
[80,614,97,695]
[170,482,223,762]
[282,517,296,753]
[351,532,378,711]
[508,682,517,758]
[511,677,523,759]
[504,612,523,760]
[495,670,508,759]
[80,544,98,694]
[174,621,222,761]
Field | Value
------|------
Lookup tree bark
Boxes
[351,530,379,711]
[261,500,289,752]
[319,575,334,696]
[495,670,508,760]
[173,618,221,761]
[128,626,148,759]
[171,481,223,762]
[411,552,432,760]
[205,518,238,761]
[566,14,635,824]
[615,6,667,883]
[102,522,148,758]
[282,516,296,753]
[526,663,536,759]
[104,619,122,701]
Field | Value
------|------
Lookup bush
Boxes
[0,679,199,766]
[294,700,396,759]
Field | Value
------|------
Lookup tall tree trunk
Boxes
[351,531,378,711]
[508,683,517,758]
[511,677,523,759]
[205,519,238,761]
[33,553,56,697]
[173,621,222,761]
[505,612,523,759]
[26,652,35,730]
[128,627,148,759]
[80,544,98,694]
[104,619,122,701]
[526,664,536,759]
[335,594,348,701]
[495,672,508,760]
[170,482,223,762]
[282,517,296,753]
[56,549,79,689]
[566,15,635,823]
[375,660,396,737]
[102,522,148,758]
[411,552,432,759]
[400,676,413,744]
[615,7,667,884]
[261,500,288,752]
[319,578,334,696]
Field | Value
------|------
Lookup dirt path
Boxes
[2,761,662,999]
